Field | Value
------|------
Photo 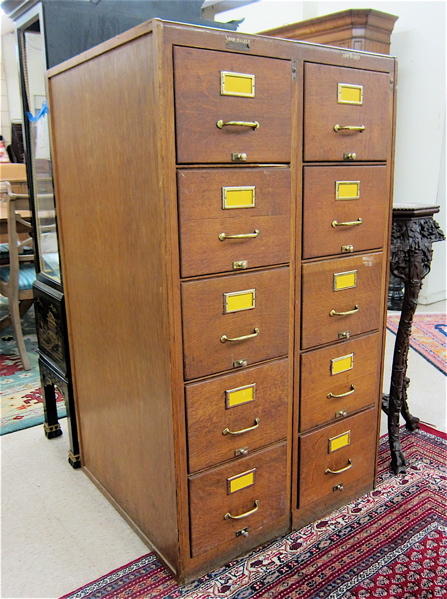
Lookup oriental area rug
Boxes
[61,426,446,599]
[0,304,65,435]
[387,312,447,375]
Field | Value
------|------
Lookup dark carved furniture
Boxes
[383,204,445,474]
[261,9,398,55]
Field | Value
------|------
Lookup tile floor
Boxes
[1,305,446,599]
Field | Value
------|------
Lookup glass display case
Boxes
[22,26,60,282]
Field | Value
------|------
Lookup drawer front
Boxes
[299,410,377,507]
[186,359,288,473]
[189,442,287,557]
[304,63,392,162]
[174,47,292,164]
[178,168,291,277]
[300,333,381,431]
[301,253,384,349]
[303,166,389,259]
[182,267,290,380]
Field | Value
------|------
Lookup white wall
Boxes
[217,0,446,305]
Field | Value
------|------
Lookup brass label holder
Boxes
[331,353,354,375]
[227,468,256,494]
[221,71,255,97]
[223,289,256,313]
[222,186,256,209]
[225,383,256,409]
[336,181,361,200]
[338,83,363,105]
[328,431,351,453]
[333,270,358,291]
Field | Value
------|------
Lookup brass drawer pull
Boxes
[224,500,259,520]
[219,230,260,241]
[333,124,365,133]
[221,328,259,343]
[329,305,359,317]
[331,218,363,228]
[222,418,260,436]
[217,120,260,130]
[325,459,353,475]
[327,385,355,399]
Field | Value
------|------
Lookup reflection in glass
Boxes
[23,28,60,282]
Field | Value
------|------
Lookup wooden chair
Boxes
[0,181,36,370]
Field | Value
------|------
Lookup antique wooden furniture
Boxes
[0,181,35,370]
[47,19,397,583]
[382,204,445,474]
[262,8,398,55]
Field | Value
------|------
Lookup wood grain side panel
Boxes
[48,33,180,568]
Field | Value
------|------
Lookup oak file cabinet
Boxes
[47,19,396,583]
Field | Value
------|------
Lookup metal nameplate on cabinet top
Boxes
[221,71,255,97]
[338,83,363,105]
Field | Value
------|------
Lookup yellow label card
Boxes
[221,71,255,97]
[338,83,363,105]
[227,469,256,494]
[224,289,256,313]
[222,186,256,209]
[331,353,354,375]
[329,431,351,453]
[226,384,256,408]
[333,271,357,291]
[336,181,360,200]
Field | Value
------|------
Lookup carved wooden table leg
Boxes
[384,204,445,475]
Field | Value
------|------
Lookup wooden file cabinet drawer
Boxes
[178,168,291,277]
[189,442,287,557]
[301,253,384,349]
[299,410,377,507]
[300,333,381,431]
[182,267,290,380]
[304,63,392,162]
[174,47,292,164]
[186,359,288,473]
[302,165,389,259]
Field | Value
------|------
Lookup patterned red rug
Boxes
[387,312,447,375]
[60,425,446,599]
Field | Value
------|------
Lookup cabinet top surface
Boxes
[47,17,396,79]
